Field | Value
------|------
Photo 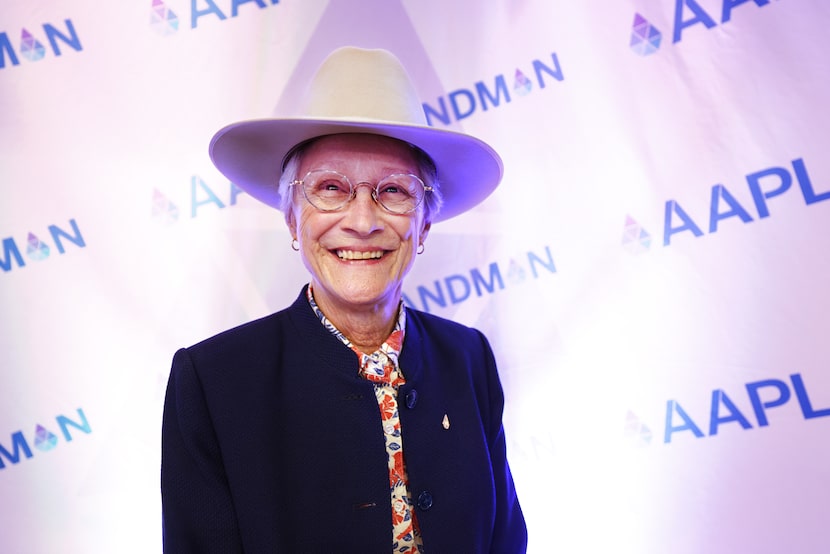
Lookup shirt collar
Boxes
[306,285,407,384]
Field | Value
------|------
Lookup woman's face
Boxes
[286,133,431,318]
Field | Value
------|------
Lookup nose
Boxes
[343,183,383,234]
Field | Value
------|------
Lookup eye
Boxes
[313,178,350,196]
[378,178,418,199]
[379,183,407,196]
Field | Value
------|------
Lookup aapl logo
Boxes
[631,0,775,56]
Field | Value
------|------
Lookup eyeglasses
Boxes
[291,169,432,215]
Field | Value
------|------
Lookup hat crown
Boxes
[302,47,428,126]
[209,46,503,222]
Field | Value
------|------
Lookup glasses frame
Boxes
[290,169,433,215]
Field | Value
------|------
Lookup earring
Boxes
[291,239,299,251]
[417,243,425,255]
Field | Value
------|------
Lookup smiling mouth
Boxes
[335,249,385,260]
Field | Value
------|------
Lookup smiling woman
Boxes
[284,134,431,352]
[161,46,527,553]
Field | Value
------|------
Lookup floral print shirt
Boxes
[307,286,423,552]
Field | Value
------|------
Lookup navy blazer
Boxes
[161,286,527,553]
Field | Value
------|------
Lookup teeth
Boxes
[336,250,383,260]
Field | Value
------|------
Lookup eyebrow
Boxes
[314,166,418,176]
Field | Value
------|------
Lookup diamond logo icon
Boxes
[150,0,180,36]
[630,13,662,56]
[624,411,652,447]
[622,215,651,254]
[26,233,50,261]
[506,259,527,285]
[20,29,46,62]
[152,189,180,224]
[34,425,59,452]
[513,69,532,97]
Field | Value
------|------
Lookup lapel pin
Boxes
[442,414,450,430]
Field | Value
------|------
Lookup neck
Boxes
[311,287,399,353]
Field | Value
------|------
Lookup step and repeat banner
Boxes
[2,1,829,552]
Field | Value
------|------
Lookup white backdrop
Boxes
[2,1,829,552]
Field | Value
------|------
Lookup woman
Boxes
[161,46,527,553]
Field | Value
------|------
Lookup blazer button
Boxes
[405,390,418,409]
[417,491,433,511]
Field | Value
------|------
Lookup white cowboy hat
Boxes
[208,46,503,222]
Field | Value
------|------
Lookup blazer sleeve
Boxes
[479,331,528,553]
[161,348,243,554]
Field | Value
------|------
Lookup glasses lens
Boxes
[376,174,425,214]
[303,170,351,211]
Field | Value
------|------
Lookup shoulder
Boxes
[172,286,355,390]
[185,288,311,360]
[402,308,497,385]
[168,309,291,398]
[174,289,314,387]
[167,292,318,411]
[188,309,288,356]
[406,308,490,348]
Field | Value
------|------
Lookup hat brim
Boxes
[209,118,503,222]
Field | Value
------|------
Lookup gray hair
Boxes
[277,139,443,222]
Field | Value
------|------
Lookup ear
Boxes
[419,220,431,245]
[284,209,298,240]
